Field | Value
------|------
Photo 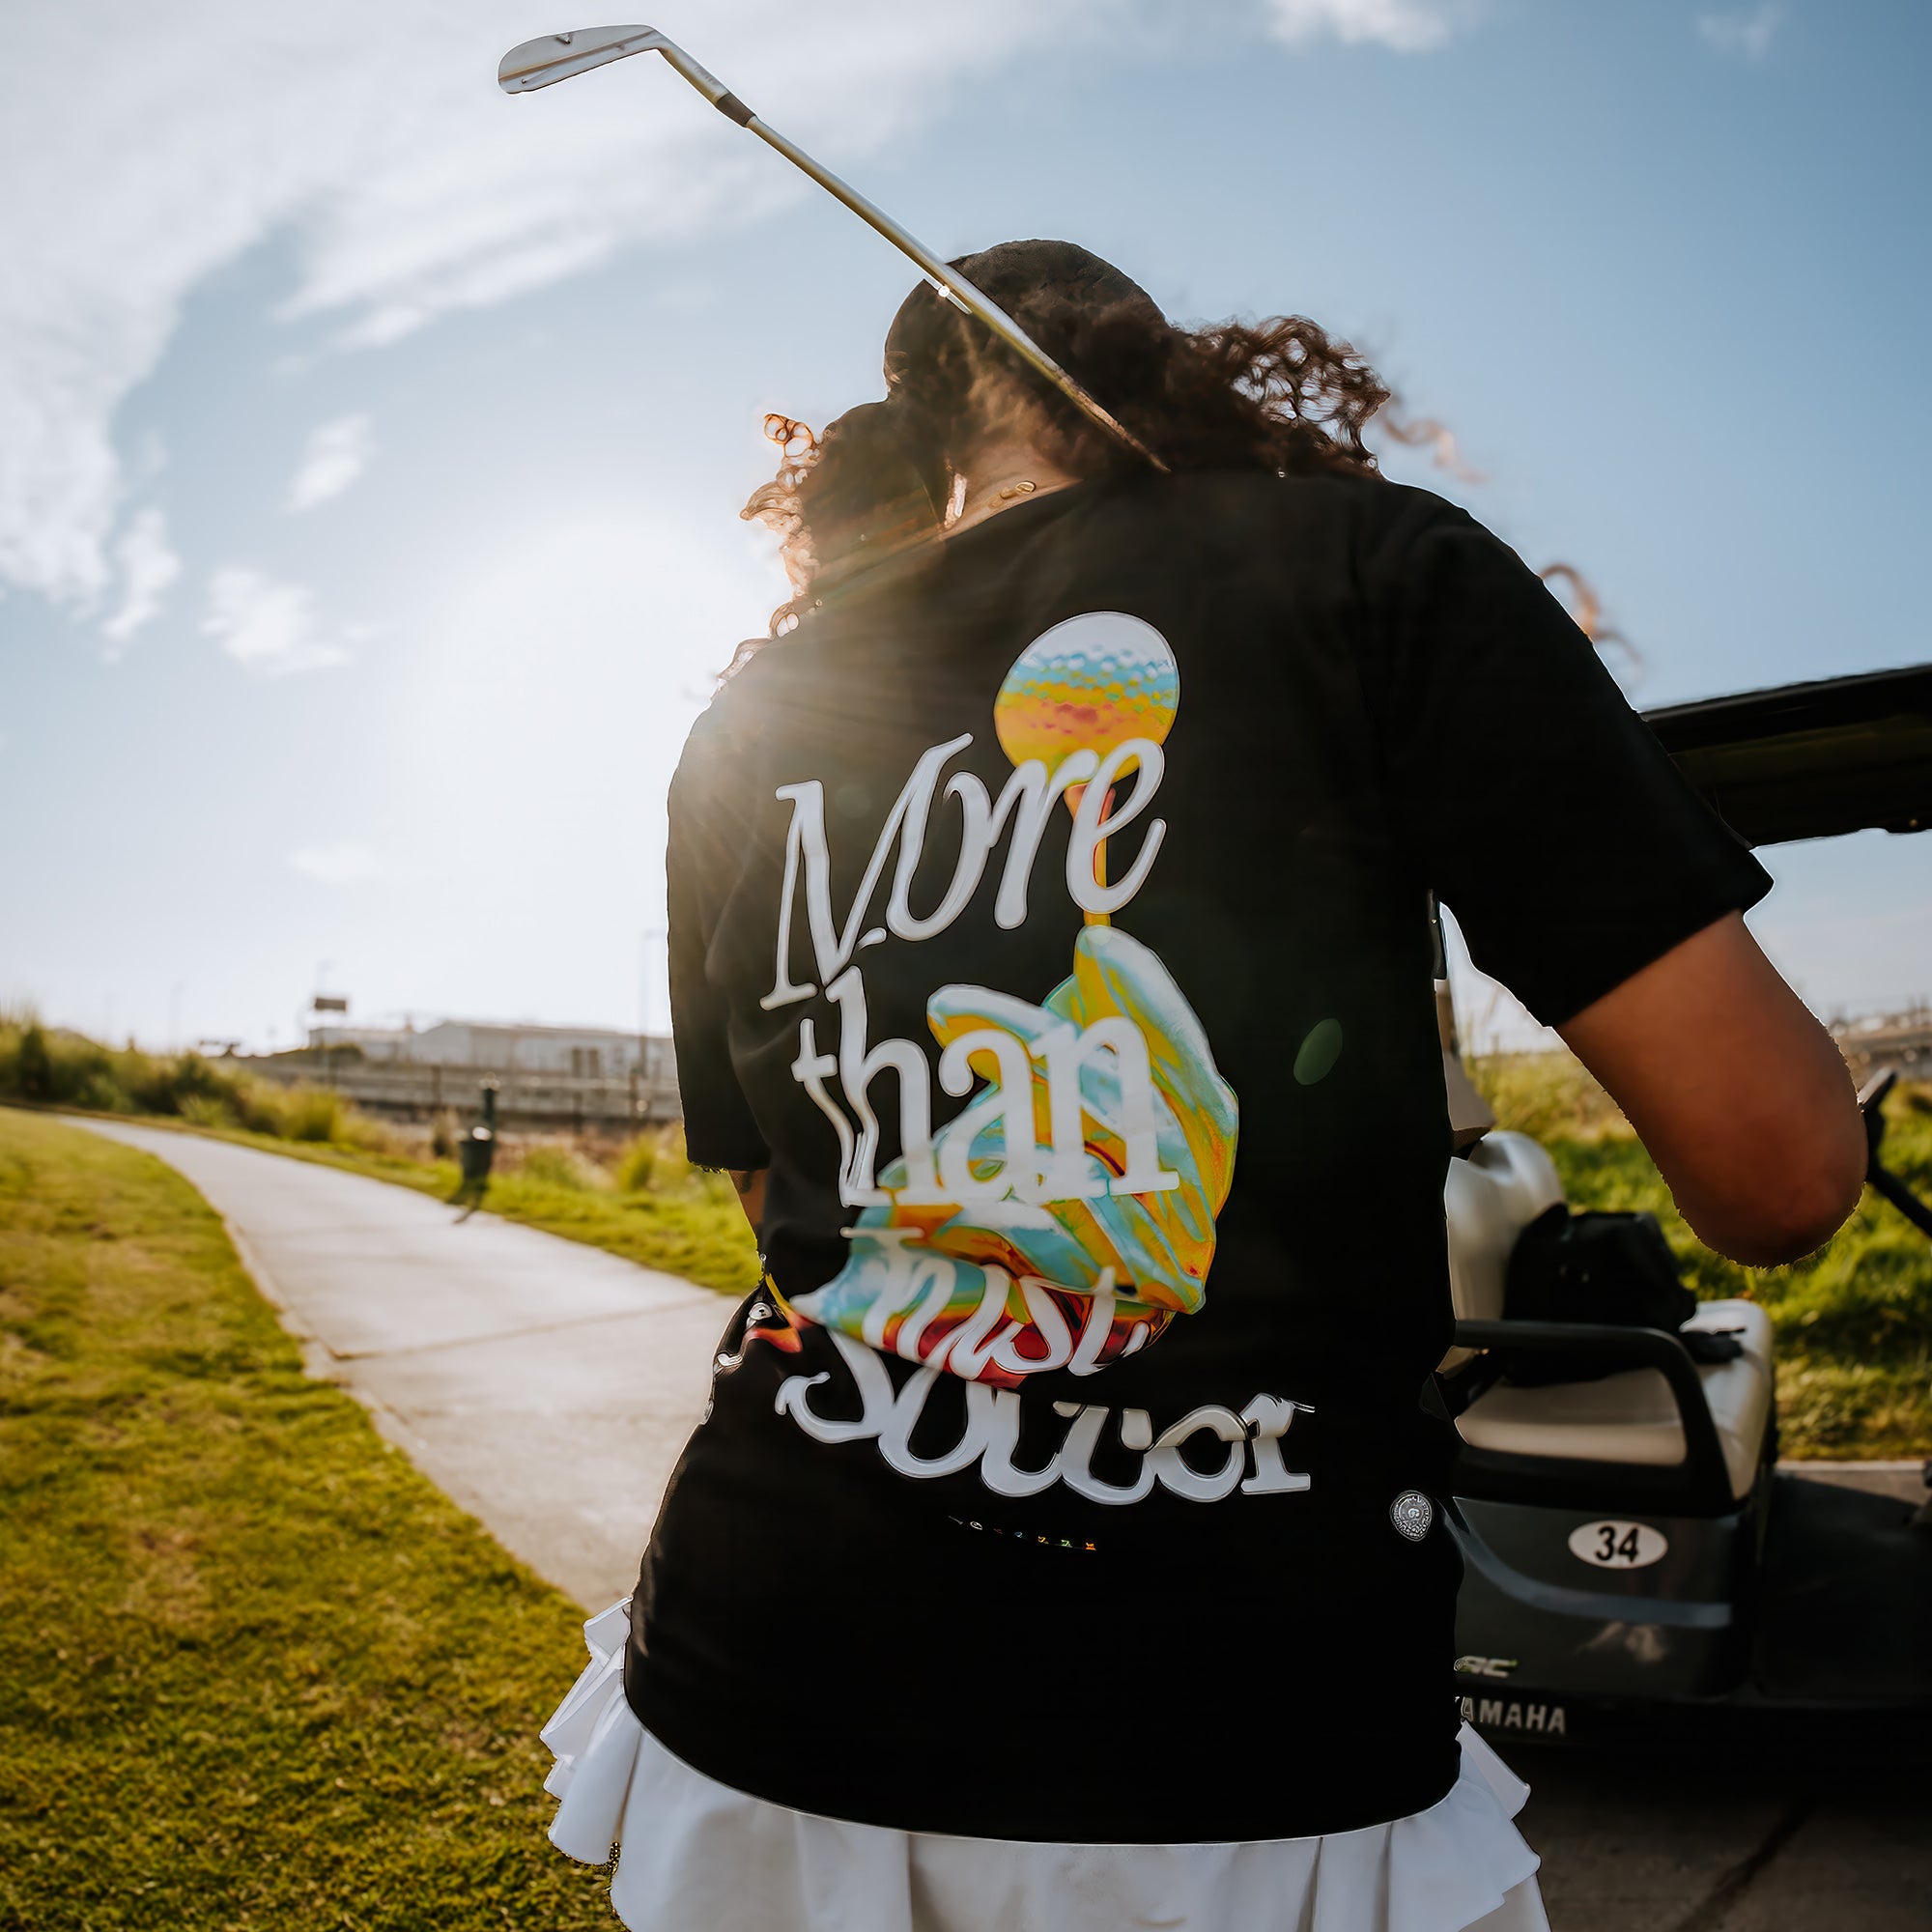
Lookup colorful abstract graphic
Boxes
[772,612,1238,1389]
[791,921,1238,1385]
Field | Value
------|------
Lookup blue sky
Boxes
[3,0,1926,1053]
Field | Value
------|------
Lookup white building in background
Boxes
[307,1017,674,1086]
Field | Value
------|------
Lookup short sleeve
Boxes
[667,701,771,1171]
[1364,493,1772,1027]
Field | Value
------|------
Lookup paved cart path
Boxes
[1521,1752,1931,1931]
[77,1119,728,1610]
[70,1119,1932,1929]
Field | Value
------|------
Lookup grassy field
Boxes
[0,1109,622,1932]
[1473,1054,1932,1461]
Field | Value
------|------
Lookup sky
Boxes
[2,0,1927,1055]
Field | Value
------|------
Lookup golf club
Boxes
[498,26,1168,472]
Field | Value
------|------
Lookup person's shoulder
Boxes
[691,626,817,730]
[1320,478,1523,603]
[1276,471,1485,549]
[1150,472,1507,608]
[672,639,783,792]
[675,613,859,785]
[1151,467,1477,543]
[1360,476,1488,540]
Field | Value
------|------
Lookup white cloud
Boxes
[1697,5,1783,61]
[99,506,182,650]
[1263,0,1475,53]
[287,413,376,512]
[202,566,357,675]
[0,2,1121,615]
[288,842,381,885]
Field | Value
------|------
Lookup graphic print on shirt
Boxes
[757,611,1239,1399]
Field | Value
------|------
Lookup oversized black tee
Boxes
[632,470,1771,1843]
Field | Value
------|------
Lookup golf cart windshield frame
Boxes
[1646,661,1932,847]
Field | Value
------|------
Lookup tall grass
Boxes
[0,1010,400,1154]
[614,1122,696,1195]
[508,1141,607,1192]
[489,1126,709,1199]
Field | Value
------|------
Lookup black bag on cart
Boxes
[1501,1206,1743,1384]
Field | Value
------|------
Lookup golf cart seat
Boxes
[1457,1300,1774,1503]
[1442,1132,1776,1504]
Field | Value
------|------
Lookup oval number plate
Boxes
[1568,1520,1668,1570]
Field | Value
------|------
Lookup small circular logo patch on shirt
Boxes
[1391,1491,1434,1543]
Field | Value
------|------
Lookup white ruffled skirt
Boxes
[543,1604,1548,1932]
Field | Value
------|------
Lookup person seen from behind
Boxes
[538,240,1866,1932]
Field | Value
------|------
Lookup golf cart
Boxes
[1439,663,1932,1750]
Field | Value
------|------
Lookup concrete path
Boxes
[1519,1747,1931,1931]
[67,1118,1932,1926]
[77,1119,728,1609]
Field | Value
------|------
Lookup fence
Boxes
[1831,1006,1932,1084]
[240,1053,681,1132]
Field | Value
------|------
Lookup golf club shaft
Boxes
[647,42,1167,472]
[742,118,1167,471]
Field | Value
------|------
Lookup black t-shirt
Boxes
[631,469,1770,1843]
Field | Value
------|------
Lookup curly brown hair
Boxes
[743,241,1404,639]
[740,242,1628,672]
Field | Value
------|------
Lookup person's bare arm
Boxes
[727,1168,766,1238]
[1557,913,1865,1266]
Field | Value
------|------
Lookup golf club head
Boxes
[498,26,668,92]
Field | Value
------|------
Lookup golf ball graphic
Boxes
[994,611,1179,777]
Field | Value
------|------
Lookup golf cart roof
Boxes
[1644,662,1932,846]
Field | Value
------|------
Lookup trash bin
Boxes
[459,1124,495,1188]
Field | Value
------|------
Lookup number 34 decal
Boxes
[1567,1519,1668,1569]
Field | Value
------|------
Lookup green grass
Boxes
[0,1108,621,1931]
[1472,1054,1932,1461]
[0,1015,399,1153]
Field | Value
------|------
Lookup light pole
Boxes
[640,926,666,1119]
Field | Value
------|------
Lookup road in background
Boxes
[71,1119,1932,1929]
